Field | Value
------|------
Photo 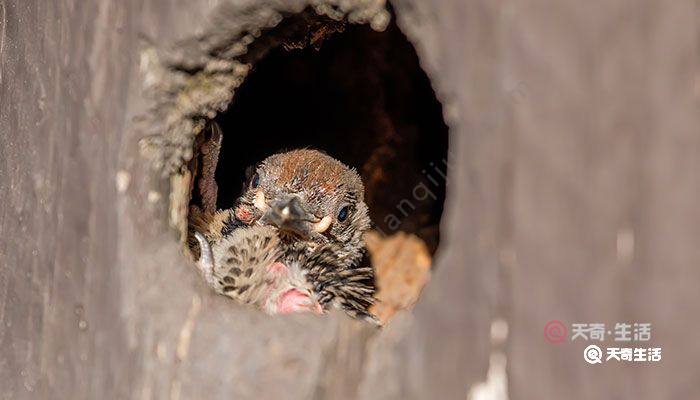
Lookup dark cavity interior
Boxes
[199,15,448,253]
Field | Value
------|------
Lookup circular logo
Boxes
[583,345,603,364]
[544,320,568,343]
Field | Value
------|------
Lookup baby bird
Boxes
[193,226,377,321]
[235,149,371,267]
[193,226,323,315]
[191,149,378,322]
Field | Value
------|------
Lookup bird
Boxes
[190,149,378,323]
[193,226,323,315]
[234,149,371,264]
[193,227,377,321]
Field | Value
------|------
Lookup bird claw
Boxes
[193,231,217,287]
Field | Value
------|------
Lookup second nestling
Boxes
[190,149,379,324]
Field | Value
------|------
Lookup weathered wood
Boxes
[503,2,700,399]
[1,0,698,399]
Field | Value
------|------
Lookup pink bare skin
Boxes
[277,289,323,314]
[263,261,323,315]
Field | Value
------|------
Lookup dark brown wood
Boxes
[1,0,698,399]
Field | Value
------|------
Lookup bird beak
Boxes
[261,195,318,239]
[311,215,332,234]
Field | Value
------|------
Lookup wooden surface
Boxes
[1,0,699,399]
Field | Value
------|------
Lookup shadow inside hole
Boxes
[210,17,448,254]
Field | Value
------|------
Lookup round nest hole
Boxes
[187,10,449,323]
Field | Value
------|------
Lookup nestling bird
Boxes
[190,149,378,322]
[193,226,323,315]
[235,149,370,262]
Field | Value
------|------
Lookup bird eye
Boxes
[250,173,260,189]
[337,206,350,222]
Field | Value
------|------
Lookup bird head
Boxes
[234,149,371,266]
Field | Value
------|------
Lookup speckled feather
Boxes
[207,226,283,306]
